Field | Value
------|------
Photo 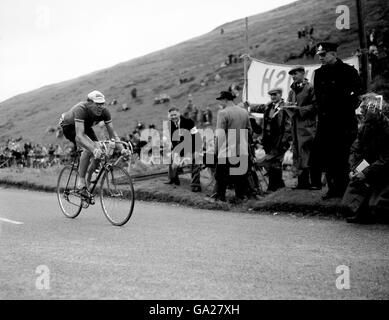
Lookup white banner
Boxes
[243,56,360,105]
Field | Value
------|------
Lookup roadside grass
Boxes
[0,165,344,217]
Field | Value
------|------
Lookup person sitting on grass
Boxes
[342,95,389,224]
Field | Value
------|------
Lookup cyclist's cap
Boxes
[87,90,105,104]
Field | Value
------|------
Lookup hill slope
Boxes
[0,0,388,144]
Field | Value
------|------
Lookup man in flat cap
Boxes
[261,88,292,192]
[208,91,252,202]
[286,66,321,190]
[313,42,363,200]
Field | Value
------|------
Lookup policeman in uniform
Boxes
[312,42,363,199]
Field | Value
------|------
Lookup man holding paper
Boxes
[286,66,321,190]
[342,97,389,223]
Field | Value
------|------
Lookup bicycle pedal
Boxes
[81,200,89,209]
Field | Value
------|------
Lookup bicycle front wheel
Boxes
[100,165,135,226]
[57,165,82,219]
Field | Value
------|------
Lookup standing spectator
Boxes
[207,91,251,202]
[304,26,310,37]
[228,83,240,99]
[47,144,55,163]
[287,66,321,190]
[243,103,263,197]
[182,94,199,125]
[24,142,32,166]
[54,144,63,162]
[28,147,35,167]
[10,140,23,166]
[164,107,202,192]
[342,95,389,223]
[368,46,380,79]
[367,29,378,47]
[41,145,48,157]
[309,25,314,36]
[200,107,213,127]
[131,130,142,157]
[308,40,315,58]
[313,42,363,199]
[261,88,292,192]
[205,106,213,125]
[228,54,234,65]
[131,87,137,99]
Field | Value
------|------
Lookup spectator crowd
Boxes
[1,40,388,225]
[157,41,389,224]
[0,139,75,168]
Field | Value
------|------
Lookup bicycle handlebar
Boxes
[99,140,133,158]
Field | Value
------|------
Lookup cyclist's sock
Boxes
[76,181,87,190]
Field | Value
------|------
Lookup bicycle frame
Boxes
[64,140,132,199]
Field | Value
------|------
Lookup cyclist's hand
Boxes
[108,139,116,150]
[93,148,103,159]
[121,148,129,156]
[121,148,130,159]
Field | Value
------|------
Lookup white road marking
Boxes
[0,217,24,225]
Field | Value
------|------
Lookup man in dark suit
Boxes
[261,88,292,192]
[313,42,363,199]
[164,107,202,192]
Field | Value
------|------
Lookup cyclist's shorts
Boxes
[62,125,98,146]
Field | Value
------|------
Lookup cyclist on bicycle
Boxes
[59,90,127,194]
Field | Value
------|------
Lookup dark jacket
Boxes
[313,59,363,169]
[168,116,202,156]
[349,113,389,186]
[262,99,291,155]
[314,59,362,125]
[342,113,389,213]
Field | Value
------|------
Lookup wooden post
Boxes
[356,0,368,91]
[243,17,249,103]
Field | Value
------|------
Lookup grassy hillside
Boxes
[0,0,388,145]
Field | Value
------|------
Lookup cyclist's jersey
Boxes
[60,101,112,128]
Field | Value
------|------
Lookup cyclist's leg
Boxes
[79,149,93,188]
[83,127,101,187]
[62,124,89,189]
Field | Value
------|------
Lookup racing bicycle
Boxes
[56,140,135,226]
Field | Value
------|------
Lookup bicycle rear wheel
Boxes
[57,165,82,218]
[100,165,135,226]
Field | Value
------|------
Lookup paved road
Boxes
[0,188,388,299]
